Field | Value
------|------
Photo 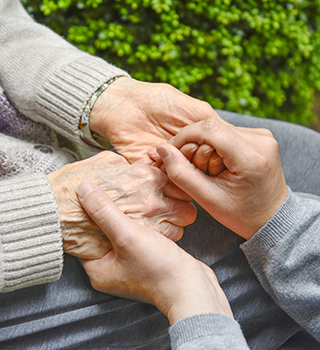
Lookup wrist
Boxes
[80,76,127,148]
[243,186,289,241]
[89,76,132,137]
[154,264,234,326]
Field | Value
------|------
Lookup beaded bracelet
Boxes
[79,75,125,148]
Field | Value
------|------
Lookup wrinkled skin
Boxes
[90,77,226,165]
[79,183,234,326]
[47,151,197,259]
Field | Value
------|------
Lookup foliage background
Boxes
[22,0,320,126]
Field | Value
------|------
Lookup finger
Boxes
[156,143,218,205]
[150,143,198,171]
[77,182,141,249]
[162,180,193,201]
[151,159,164,170]
[63,230,113,259]
[234,126,274,137]
[179,143,199,160]
[159,163,166,173]
[156,222,184,242]
[171,118,246,170]
[162,199,197,227]
[149,149,163,169]
[192,144,214,173]
[208,151,226,176]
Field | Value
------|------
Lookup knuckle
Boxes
[174,201,197,226]
[133,164,163,183]
[259,128,274,138]
[90,279,103,292]
[202,118,219,133]
[156,82,175,95]
[164,224,184,242]
[199,100,212,112]
[185,203,197,225]
[147,195,163,214]
[199,100,220,119]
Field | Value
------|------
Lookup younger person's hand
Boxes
[77,182,233,326]
[156,118,288,240]
[178,142,226,176]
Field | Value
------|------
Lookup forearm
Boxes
[169,313,249,350]
[242,188,320,342]
[0,0,129,147]
[0,173,63,292]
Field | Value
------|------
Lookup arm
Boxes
[77,182,249,349]
[156,118,320,342]
[0,133,196,292]
[241,190,320,343]
[47,150,197,258]
[169,314,249,350]
[0,173,63,293]
[1,0,225,163]
[0,0,129,148]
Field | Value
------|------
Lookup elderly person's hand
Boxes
[47,151,196,259]
[156,118,288,240]
[89,77,226,164]
[78,182,233,326]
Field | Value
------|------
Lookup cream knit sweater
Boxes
[0,0,129,292]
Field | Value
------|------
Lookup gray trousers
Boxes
[1,111,320,350]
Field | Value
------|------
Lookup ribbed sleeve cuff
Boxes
[0,173,63,292]
[35,55,130,149]
[241,187,300,263]
[169,313,248,349]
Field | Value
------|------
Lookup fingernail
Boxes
[77,182,97,199]
[168,137,175,144]
[204,146,214,154]
[157,145,171,159]
[149,148,159,158]
[191,147,198,153]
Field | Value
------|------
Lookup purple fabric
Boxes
[0,93,57,145]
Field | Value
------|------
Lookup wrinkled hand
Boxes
[156,118,288,240]
[90,77,225,164]
[47,151,196,259]
[78,182,233,326]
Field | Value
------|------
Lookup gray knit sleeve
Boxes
[241,188,320,344]
[169,313,249,349]
[0,0,130,149]
[0,173,63,292]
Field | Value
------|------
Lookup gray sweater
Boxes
[169,190,320,349]
[1,1,320,348]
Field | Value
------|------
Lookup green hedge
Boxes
[23,0,320,126]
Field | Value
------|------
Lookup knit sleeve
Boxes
[0,0,130,149]
[0,173,63,293]
[169,313,249,350]
[241,188,320,343]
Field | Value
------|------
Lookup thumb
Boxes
[156,144,216,204]
[77,182,137,249]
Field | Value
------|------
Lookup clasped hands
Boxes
[77,116,288,325]
[48,77,220,259]
[48,77,288,324]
